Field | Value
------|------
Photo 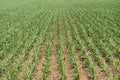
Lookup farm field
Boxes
[0,0,120,80]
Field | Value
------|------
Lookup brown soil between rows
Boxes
[78,30,116,79]
[48,19,59,80]
[96,47,117,75]
[62,13,75,80]
[64,10,90,80]
[0,40,33,80]
[88,51,108,80]
[16,43,36,80]
[75,32,108,80]
[31,33,50,80]
[99,54,117,78]
[98,48,118,71]
[31,42,47,80]
[76,31,115,80]
[67,26,90,80]
[71,35,90,80]
[0,41,37,80]
[75,28,109,80]
[67,9,115,80]
[61,26,75,79]
[67,11,111,80]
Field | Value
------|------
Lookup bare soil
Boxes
[66,11,108,80]
[63,16,77,79]
[31,36,49,80]
[48,19,59,80]
[62,36,75,80]
[31,45,46,80]
[87,51,108,80]
[16,45,35,80]
[70,29,90,80]
[15,37,40,80]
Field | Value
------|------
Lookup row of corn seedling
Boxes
[57,12,66,79]
[64,15,80,79]
[68,5,111,76]
[1,7,52,80]
[24,9,55,80]
[65,7,97,80]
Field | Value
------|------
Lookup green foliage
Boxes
[0,0,119,80]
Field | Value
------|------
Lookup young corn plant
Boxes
[7,35,37,80]
[24,22,49,80]
[57,18,66,80]
[65,9,97,79]
[24,10,55,80]
[64,20,80,79]
[69,7,112,77]
[42,22,54,80]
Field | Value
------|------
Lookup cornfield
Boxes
[0,0,120,80]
